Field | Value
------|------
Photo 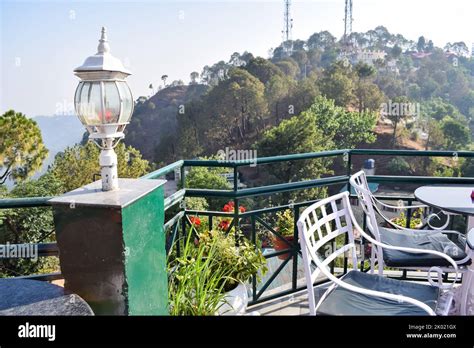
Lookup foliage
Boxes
[0,172,64,277]
[184,197,209,211]
[440,116,470,150]
[387,157,411,175]
[204,68,268,149]
[168,228,233,315]
[301,96,377,149]
[244,57,283,84]
[197,229,267,291]
[49,142,149,192]
[0,110,48,184]
[319,61,355,107]
[276,209,294,238]
[168,224,268,315]
[391,209,423,229]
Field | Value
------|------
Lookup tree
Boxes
[0,110,48,184]
[390,45,402,59]
[319,62,355,107]
[354,62,384,114]
[440,116,470,150]
[0,172,64,277]
[204,68,268,148]
[264,75,292,124]
[161,75,168,87]
[417,36,426,52]
[244,57,283,85]
[422,97,463,122]
[180,156,231,210]
[275,59,300,79]
[190,71,199,84]
[424,118,445,150]
[445,42,470,57]
[307,31,337,51]
[255,111,330,203]
[49,142,149,192]
[301,96,377,149]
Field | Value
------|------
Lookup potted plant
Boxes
[168,222,267,315]
[168,227,235,316]
[197,229,267,315]
[272,209,294,260]
[387,208,423,229]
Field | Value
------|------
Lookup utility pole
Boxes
[282,0,293,56]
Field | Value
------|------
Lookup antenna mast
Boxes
[343,0,353,44]
[282,0,293,55]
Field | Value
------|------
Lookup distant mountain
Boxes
[33,115,84,177]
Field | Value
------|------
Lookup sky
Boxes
[1,0,473,117]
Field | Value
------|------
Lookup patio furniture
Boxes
[0,278,94,315]
[349,170,474,314]
[297,191,459,316]
[415,185,474,231]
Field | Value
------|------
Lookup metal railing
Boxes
[1,149,474,304]
[150,149,474,305]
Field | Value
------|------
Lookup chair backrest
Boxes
[349,171,382,242]
[297,191,359,286]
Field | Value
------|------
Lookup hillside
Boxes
[124,84,208,160]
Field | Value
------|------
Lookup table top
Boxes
[0,278,93,316]
[414,185,474,216]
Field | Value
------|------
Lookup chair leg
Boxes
[370,247,376,274]
[459,268,473,315]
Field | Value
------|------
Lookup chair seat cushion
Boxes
[379,227,469,267]
[316,271,439,316]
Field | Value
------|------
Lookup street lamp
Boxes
[73,27,134,191]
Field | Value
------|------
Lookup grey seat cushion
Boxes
[317,271,439,316]
[379,227,469,267]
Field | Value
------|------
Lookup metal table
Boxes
[414,185,474,315]
[0,278,93,315]
[414,185,474,231]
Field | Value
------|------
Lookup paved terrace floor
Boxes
[248,270,462,316]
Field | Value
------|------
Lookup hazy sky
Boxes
[1,0,473,117]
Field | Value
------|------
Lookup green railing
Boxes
[151,149,474,305]
[1,149,474,304]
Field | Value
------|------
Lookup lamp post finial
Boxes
[97,26,110,54]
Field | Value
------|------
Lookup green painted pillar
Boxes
[49,178,168,315]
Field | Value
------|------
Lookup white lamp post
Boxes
[74,27,134,191]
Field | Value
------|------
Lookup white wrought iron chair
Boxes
[349,170,474,314]
[297,191,459,316]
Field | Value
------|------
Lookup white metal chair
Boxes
[297,191,459,316]
[349,170,474,314]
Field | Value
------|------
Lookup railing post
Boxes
[49,178,168,315]
[345,151,352,191]
[292,206,299,291]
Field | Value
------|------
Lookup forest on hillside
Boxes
[125,26,474,174]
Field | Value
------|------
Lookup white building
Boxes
[354,50,386,65]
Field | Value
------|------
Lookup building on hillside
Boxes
[353,50,386,65]
[410,51,433,59]
[385,59,399,75]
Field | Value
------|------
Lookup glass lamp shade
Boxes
[74,80,133,127]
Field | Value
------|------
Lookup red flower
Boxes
[222,201,246,213]
[218,220,230,230]
[189,216,201,226]
[223,204,233,212]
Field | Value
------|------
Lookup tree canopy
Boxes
[0,110,48,184]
